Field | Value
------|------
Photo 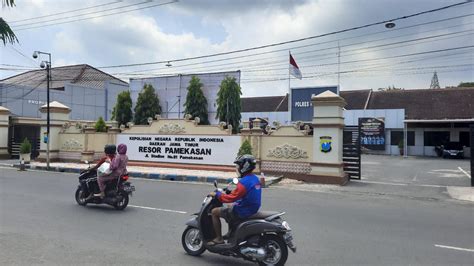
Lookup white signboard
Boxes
[117,134,241,166]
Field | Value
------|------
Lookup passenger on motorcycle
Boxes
[94,143,129,198]
[91,144,116,171]
[208,154,262,246]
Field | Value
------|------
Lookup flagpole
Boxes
[288,50,291,125]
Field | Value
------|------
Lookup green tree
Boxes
[95,116,107,132]
[458,82,474,87]
[1,0,18,45]
[112,90,133,127]
[134,84,161,125]
[238,139,252,156]
[183,76,209,125]
[216,76,241,133]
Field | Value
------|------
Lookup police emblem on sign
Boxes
[320,136,332,153]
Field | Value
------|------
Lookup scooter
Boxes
[181,179,296,266]
[75,161,135,210]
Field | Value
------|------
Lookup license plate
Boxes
[124,186,135,192]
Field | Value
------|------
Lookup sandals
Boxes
[207,240,224,246]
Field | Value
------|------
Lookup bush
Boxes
[20,138,31,154]
[95,116,107,132]
[238,139,252,156]
[398,139,404,149]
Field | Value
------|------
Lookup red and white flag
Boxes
[289,53,302,79]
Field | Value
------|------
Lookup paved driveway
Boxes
[362,155,472,187]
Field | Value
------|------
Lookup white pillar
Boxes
[310,91,348,185]
[0,106,10,159]
[38,101,71,162]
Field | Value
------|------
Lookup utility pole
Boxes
[337,41,341,94]
[33,51,51,170]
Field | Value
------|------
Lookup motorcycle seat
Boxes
[246,211,281,220]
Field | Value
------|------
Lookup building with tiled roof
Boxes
[241,87,473,157]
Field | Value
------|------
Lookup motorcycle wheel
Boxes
[114,191,129,210]
[258,235,288,266]
[75,187,89,206]
[181,226,206,256]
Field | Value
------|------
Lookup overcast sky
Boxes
[1,0,473,96]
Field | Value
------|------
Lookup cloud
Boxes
[1,0,472,94]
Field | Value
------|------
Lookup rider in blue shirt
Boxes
[208,154,262,245]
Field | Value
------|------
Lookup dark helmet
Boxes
[234,154,256,176]
[104,144,116,155]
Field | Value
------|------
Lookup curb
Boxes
[12,164,280,187]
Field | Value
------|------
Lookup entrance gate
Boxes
[343,126,361,180]
[470,124,473,187]
[8,123,41,159]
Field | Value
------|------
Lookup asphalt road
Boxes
[362,155,471,187]
[1,167,473,265]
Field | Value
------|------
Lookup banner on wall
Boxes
[359,117,385,150]
[116,134,241,166]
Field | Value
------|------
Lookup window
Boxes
[390,131,415,146]
[460,131,470,147]
[424,131,450,146]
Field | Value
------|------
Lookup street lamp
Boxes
[33,50,52,170]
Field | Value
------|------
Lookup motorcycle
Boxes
[74,161,135,210]
[181,179,296,266]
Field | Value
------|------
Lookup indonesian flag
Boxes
[289,53,302,79]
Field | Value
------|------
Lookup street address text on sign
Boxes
[117,134,241,166]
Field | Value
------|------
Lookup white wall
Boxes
[130,71,240,125]
[344,109,405,129]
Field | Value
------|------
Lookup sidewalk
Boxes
[5,160,282,187]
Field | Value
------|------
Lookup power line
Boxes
[239,65,474,84]
[118,42,474,77]
[13,0,178,31]
[12,0,151,27]
[243,45,474,73]
[115,45,474,79]
[8,0,123,24]
[238,31,474,72]
[97,1,474,69]
[8,46,40,67]
[111,19,474,75]
[119,29,473,75]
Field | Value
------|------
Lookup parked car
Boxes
[439,142,465,159]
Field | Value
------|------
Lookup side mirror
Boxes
[213,180,218,188]
[84,160,89,164]
[232,177,239,185]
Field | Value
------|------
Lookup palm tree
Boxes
[1,0,18,45]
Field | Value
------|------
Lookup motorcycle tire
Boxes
[114,190,129,210]
[75,187,89,206]
[258,234,288,266]
[181,226,206,256]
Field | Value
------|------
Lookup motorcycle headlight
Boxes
[282,221,291,230]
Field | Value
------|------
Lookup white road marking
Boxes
[412,173,418,182]
[458,167,471,178]
[129,204,187,214]
[352,180,445,188]
[434,244,474,253]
